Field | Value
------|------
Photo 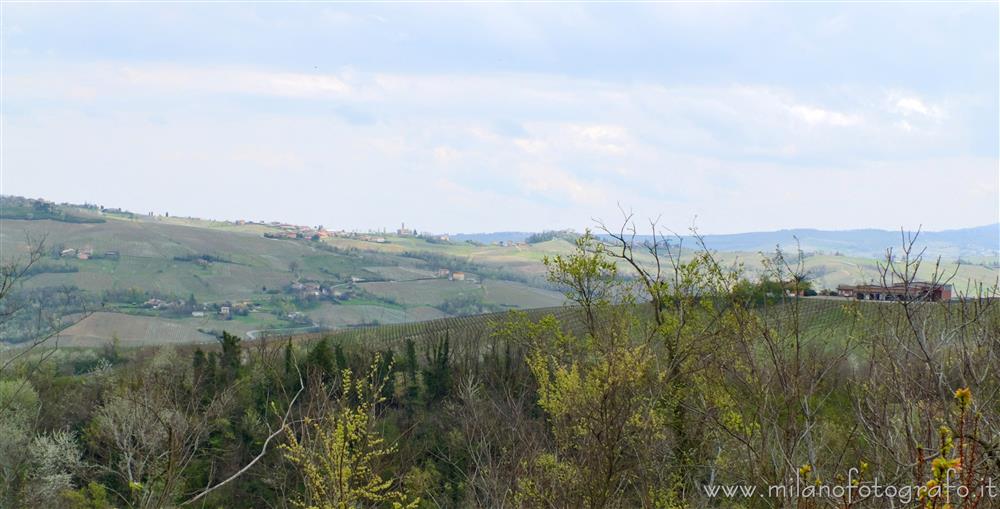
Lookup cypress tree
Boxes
[205,351,219,393]
[283,339,294,375]
[307,337,335,380]
[403,338,420,405]
[192,347,207,388]
[423,332,451,405]
[218,331,242,384]
[334,341,348,373]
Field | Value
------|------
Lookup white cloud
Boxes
[569,124,630,154]
[517,165,606,204]
[514,138,548,154]
[4,62,993,232]
[889,93,945,119]
[789,105,861,127]
[121,66,353,98]
[433,146,460,164]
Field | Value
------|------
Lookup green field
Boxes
[323,233,997,292]
[0,215,573,343]
[53,312,261,347]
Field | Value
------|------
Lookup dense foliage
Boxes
[1,227,997,508]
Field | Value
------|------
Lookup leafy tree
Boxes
[62,481,114,509]
[281,357,418,509]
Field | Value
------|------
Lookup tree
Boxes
[217,331,242,384]
[542,231,617,337]
[401,338,420,410]
[23,431,84,507]
[0,379,40,506]
[281,356,418,509]
[307,337,336,381]
[91,350,233,509]
[1,237,81,419]
[518,237,671,507]
[422,333,451,405]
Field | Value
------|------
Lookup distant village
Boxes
[257,220,531,248]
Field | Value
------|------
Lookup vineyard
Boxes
[281,305,587,352]
[271,296,995,359]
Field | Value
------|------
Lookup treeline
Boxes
[20,262,80,276]
[0,286,200,344]
[401,250,550,288]
[524,230,577,244]
[435,293,506,316]
[0,227,998,508]
[172,254,235,265]
[0,196,105,223]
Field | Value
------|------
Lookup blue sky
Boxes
[2,3,997,233]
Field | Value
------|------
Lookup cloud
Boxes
[3,61,994,232]
[517,165,606,205]
[568,124,630,154]
[122,66,353,98]
[433,146,460,164]
[889,93,945,119]
[789,105,861,127]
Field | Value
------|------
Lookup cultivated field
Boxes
[54,312,253,347]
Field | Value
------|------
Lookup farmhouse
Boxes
[450,272,466,281]
[836,282,952,302]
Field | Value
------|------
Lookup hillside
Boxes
[0,201,566,346]
[688,224,999,259]
[452,225,999,259]
[1,197,996,346]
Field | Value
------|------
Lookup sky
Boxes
[1,3,998,234]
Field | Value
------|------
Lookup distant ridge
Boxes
[454,225,999,259]
[3,196,995,259]
[684,224,999,258]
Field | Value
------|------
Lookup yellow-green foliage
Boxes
[281,360,418,509]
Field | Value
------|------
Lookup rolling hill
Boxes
[1,196,996,346]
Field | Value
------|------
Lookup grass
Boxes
[2,218,371,301]
[482,279,566,308]
[306,302,409,327]
[357,279,483,307]
[56,312,225,347]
